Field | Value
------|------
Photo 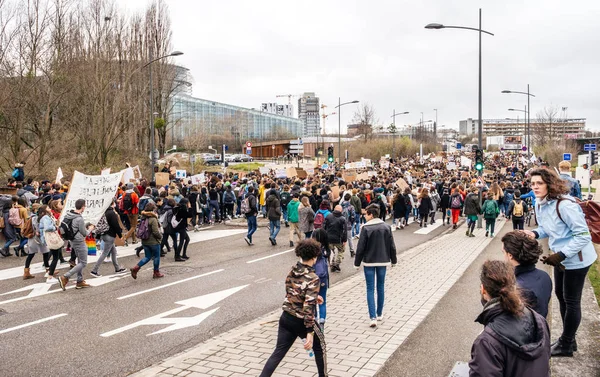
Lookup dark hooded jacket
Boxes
[469,298,551,377]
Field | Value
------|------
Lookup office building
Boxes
[459,117,586,139]
[170,94,303,141]
[298,92,320,137]
[260,102,294,117]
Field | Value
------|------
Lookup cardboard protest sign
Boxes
[60,171,123,225]
[133,165,142,180]
[461,171,470,178]
[275,169,287,178]
[190,174,205,185]
[344,163,352,170]
[155,172,170,186]
[331,186,340,201]
[175,170,187,179]
[305,167,315,175]
[259,167,270,175]
[500,168,507,174]
[355,161,366,169]
[121,167,134,183]
[367,171,378,177]
[286,167,298,178]
[357,173,369,180]
[395,178,409,190]
[483,169,494,176]
[446,162,457,170]
[296,168,307,179]
[460,156,472,167]
[343,171,357,182]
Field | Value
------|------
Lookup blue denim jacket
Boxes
[534,196,596,270]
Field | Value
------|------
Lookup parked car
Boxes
[238,154,253,162]
[204,159,223,166]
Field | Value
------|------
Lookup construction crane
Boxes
[276,93,306,104]
[320,104,336,135]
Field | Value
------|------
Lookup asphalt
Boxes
[0,217,449,377]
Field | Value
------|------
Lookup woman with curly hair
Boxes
[501,231,552,317]
[522,168,597,357]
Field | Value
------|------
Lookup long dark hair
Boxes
[529,168,568,200]
[480,260,524,316]
[312,228,330,257]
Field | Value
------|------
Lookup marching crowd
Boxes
[1,151,598,376]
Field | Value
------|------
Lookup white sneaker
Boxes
[44,271,50,278]
[370,319,377,328]
[377,315,383,321]
[46,277,57,284]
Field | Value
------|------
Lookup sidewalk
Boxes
[130,218,506,377]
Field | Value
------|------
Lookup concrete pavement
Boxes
[130,218,507,377]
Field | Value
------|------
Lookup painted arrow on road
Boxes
[100,284,249,337]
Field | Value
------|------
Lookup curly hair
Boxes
[529,168,568,200]
[501,231,543,265]
[295,239,321,261]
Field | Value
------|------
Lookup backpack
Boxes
[556,197,600,244]
[136,218,151,240]
[504,192,514,204]
[280,191,291,207]
[314,253,328,285]
[241,197,251,214]
[314,211,326,229]
[404,194,412,207]
[512,201,524,217]
[450,195,462,209]
[21,217,35,238]
[170,207,182,228]
[224,191,235,204]
[95,214,110,236]
[342,204,355,223]
[59,217,76,241]
[8,207,22,226]
[484,201,497,217]
[138,197,150,212]
[159,209,171,229]
[121,193,134,212]
[12,168,19,179]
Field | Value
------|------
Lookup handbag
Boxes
[45,230,64,250]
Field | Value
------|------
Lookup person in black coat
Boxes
[440,188,451,225]
[391,190,407,230]
[173,198,192,261]
[501,231,552,318]
[417,188,433,228]
[158,198,177,256]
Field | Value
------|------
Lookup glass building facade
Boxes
[170,94,303,141]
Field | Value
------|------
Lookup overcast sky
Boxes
[120,0,600,135]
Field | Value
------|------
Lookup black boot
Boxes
[551,338,575,357]
[552,338,577,352]
[135,246,143,258]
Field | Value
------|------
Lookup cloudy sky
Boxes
[120,0,600,135]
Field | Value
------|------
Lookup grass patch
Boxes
[230,162,264,172]
[590,259,600,306]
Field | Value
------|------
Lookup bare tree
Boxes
[533,106,561,147]
[352,103,377,140]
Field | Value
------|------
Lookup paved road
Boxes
[0,218,448,377]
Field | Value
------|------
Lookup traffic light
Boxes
[475,149,484,172]
[591,152,598,166]
[327,145,334,163]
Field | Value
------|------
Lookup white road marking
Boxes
[0,229,246,282]
[0,313,68,335]
[117,269,224,300]
[102,285,248,337]
[246,249,294,264]
[413,219,444,235]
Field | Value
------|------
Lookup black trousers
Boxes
[161,232,177,253]
[175,229,190,258]
[554,265,591,343]
[260,312,327,377]
[512,218,524,230]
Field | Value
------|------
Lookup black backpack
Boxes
[122,193,134,212]
[60,217,76,240]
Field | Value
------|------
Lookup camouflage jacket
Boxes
[282,261,320,332]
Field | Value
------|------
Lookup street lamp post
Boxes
[335,98,359,164]
[508,107,528,155]
[391,110,409,160]
[502,85,535,157]
[146,49,184,182]
[426,8,494,176]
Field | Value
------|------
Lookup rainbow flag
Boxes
[86,234,97,256]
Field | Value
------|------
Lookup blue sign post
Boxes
[563,153,572,161]
[584,144,597,151]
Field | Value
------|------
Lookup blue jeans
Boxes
[269,219,280,240]
[138,244,160,271]
[208,200,220,222]
[404,208,412,224]
[352,218,360,237]
[364,266,387,319]
[319,284,327,323]
[246,215,257,242]
[281,206,288,223]
[236,198,242,216]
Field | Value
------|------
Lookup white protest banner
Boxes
[190,174,205,185]
[361,158,372,166]
[305,167,315,175]
[55,168,63,184]
[380,161,390,169]
[259,167,270,175]
[356,161,366,169]
[367,171,378,177]
[121,167,134,183]
[61,171,123,225]
[275,169,287,178]
[345,163,352,170]
[132,165,142,180]
[446,162,457,170]
[460,156,472,167]
[101,168,111,176]
[175,170,187,179]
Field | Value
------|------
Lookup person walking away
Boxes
[558,160,582,199]
[401,188,414,227]
[313,200,331,231]
[324,205,347,272]
[243,186,258,246]
[507,190,528,230]
[312,228,330,325]
[280,185,292,227]
[223,184,236,220]
[429,188,441,225]
[469,260,550,376]
[341,194,356,256]
[48,199,67,266]
[391,190,407,230]
[287,194,302,247]
[130,203,164,279]
[90,201,126,277]
[266,190,282,245]
[501,231,552,317]
[10,197,29,256]
[207,184,221,224]
[260,239,327,377]
[449,187,463,229]
[120,183,140,246]
[298,196,315,239]
[417,188,433,228]
[354,204,397,328]
[188,185,200,230]
[440,188,451,225]
[158,198,177,256]
[463,187,481,237]
[23,204,51,279]
[172,198,192,261]
[482,192,500,237]
[522,168,597,357]
[502,184,515,217]
[350,189,362,238]
[57,199,95,290]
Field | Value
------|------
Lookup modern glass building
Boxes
[169,94,303,141]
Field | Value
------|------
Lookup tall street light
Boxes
[146,49,184,181]
[391,110,409,160]
[426,8,494,177]
[502,85,535,157]
[335,98,359,164]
